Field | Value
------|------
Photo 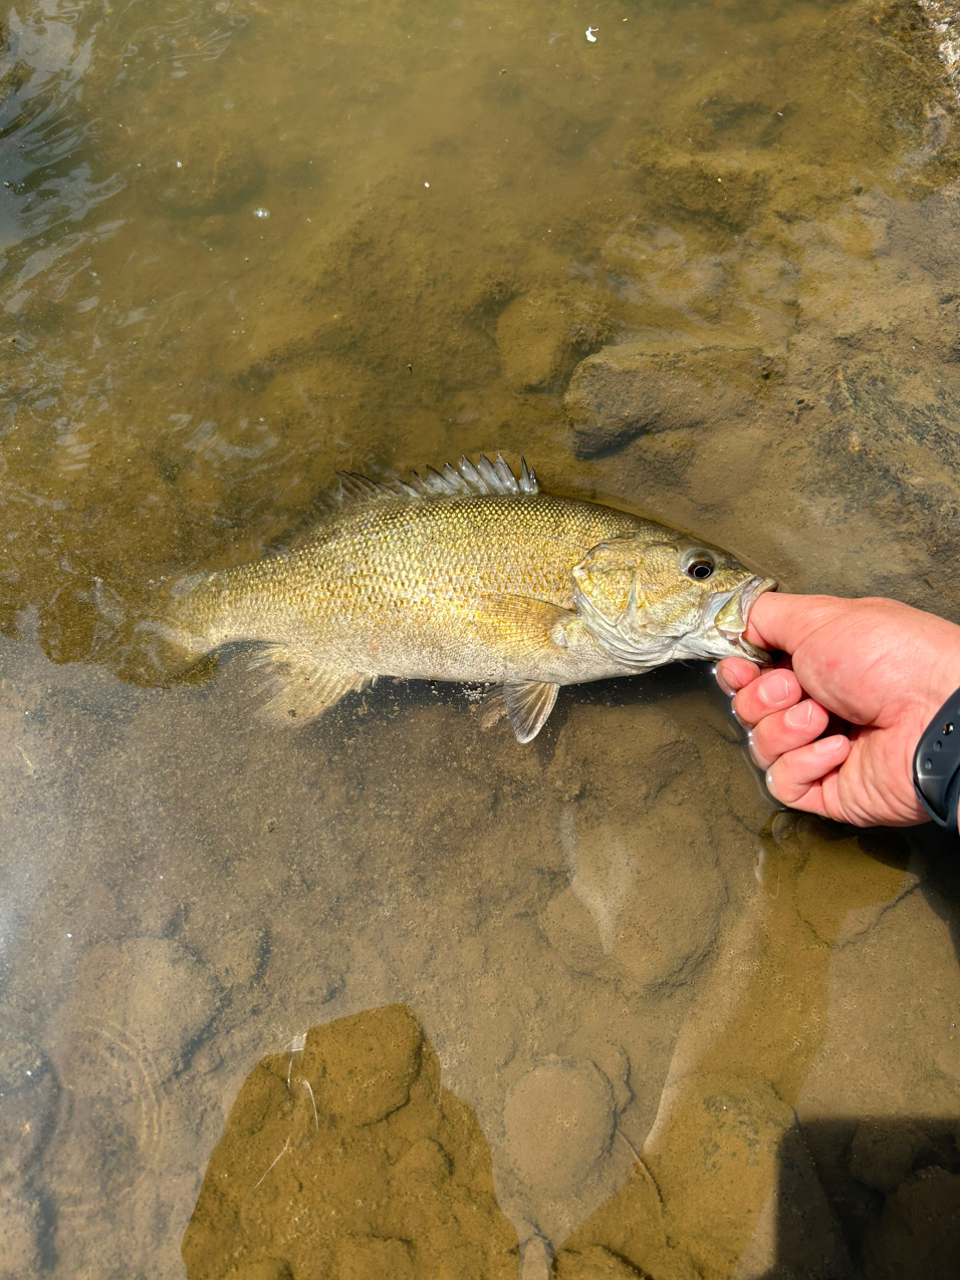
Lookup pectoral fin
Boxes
[483,679,559,743]
[475,594,577,660]
[248,644,371,724]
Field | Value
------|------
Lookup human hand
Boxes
[716,594,960,827]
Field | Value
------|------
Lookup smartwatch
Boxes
[913,688,960,832]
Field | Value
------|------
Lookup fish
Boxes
[163,454,776,742]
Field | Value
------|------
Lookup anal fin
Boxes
[248,644,371,725]
[498,680,560,743]
[477,685,508,730]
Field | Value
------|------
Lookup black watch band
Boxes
[913,687,960,832]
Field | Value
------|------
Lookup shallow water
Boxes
[3,0,960,1276]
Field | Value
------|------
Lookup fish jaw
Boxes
[573,562,778,670]
[711,575,777,663]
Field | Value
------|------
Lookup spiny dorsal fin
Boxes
[335,453,538,505]
[268,454,539,555]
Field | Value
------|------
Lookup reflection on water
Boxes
[4,0,960,1276]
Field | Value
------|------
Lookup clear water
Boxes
[3,0,960,1276]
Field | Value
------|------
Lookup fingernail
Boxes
[814,734,844,754]
[758,673,790,707]
[785,700,813,729]
[715,665,742,695]
[746,730,764,769]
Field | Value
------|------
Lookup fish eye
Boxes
[683,553,715,581]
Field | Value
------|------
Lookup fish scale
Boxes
[167,455,775,742]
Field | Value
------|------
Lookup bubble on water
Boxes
[253,207,270,219]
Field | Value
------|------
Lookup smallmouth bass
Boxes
[166,455,775,742]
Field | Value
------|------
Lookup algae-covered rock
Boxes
[632,150,768,236]
[182,1005,519,1280]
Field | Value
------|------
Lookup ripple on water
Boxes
[44,1021,161,1214]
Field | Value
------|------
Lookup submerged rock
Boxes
[145,127,265,217]
[810,359,960,553]
[863,1168,960,1280]
[182,1005,519,1280]
[631,150,768,236]
[565,342,783,458]
[502,1059,616,1197]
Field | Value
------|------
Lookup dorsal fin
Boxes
[335,453,538,504]
[267,454,538,555]
[331,453,538,504]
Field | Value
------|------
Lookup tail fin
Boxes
[135,569,219,660]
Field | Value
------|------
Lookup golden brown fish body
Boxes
[168,456,775,741]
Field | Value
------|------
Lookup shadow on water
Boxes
[4,0,960,1276]
[771,1116,960,1278]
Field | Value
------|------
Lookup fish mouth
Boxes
[714,575,778,662]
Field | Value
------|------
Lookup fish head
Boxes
[571,529,776,670]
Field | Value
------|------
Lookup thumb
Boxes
[743,592,848,654]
